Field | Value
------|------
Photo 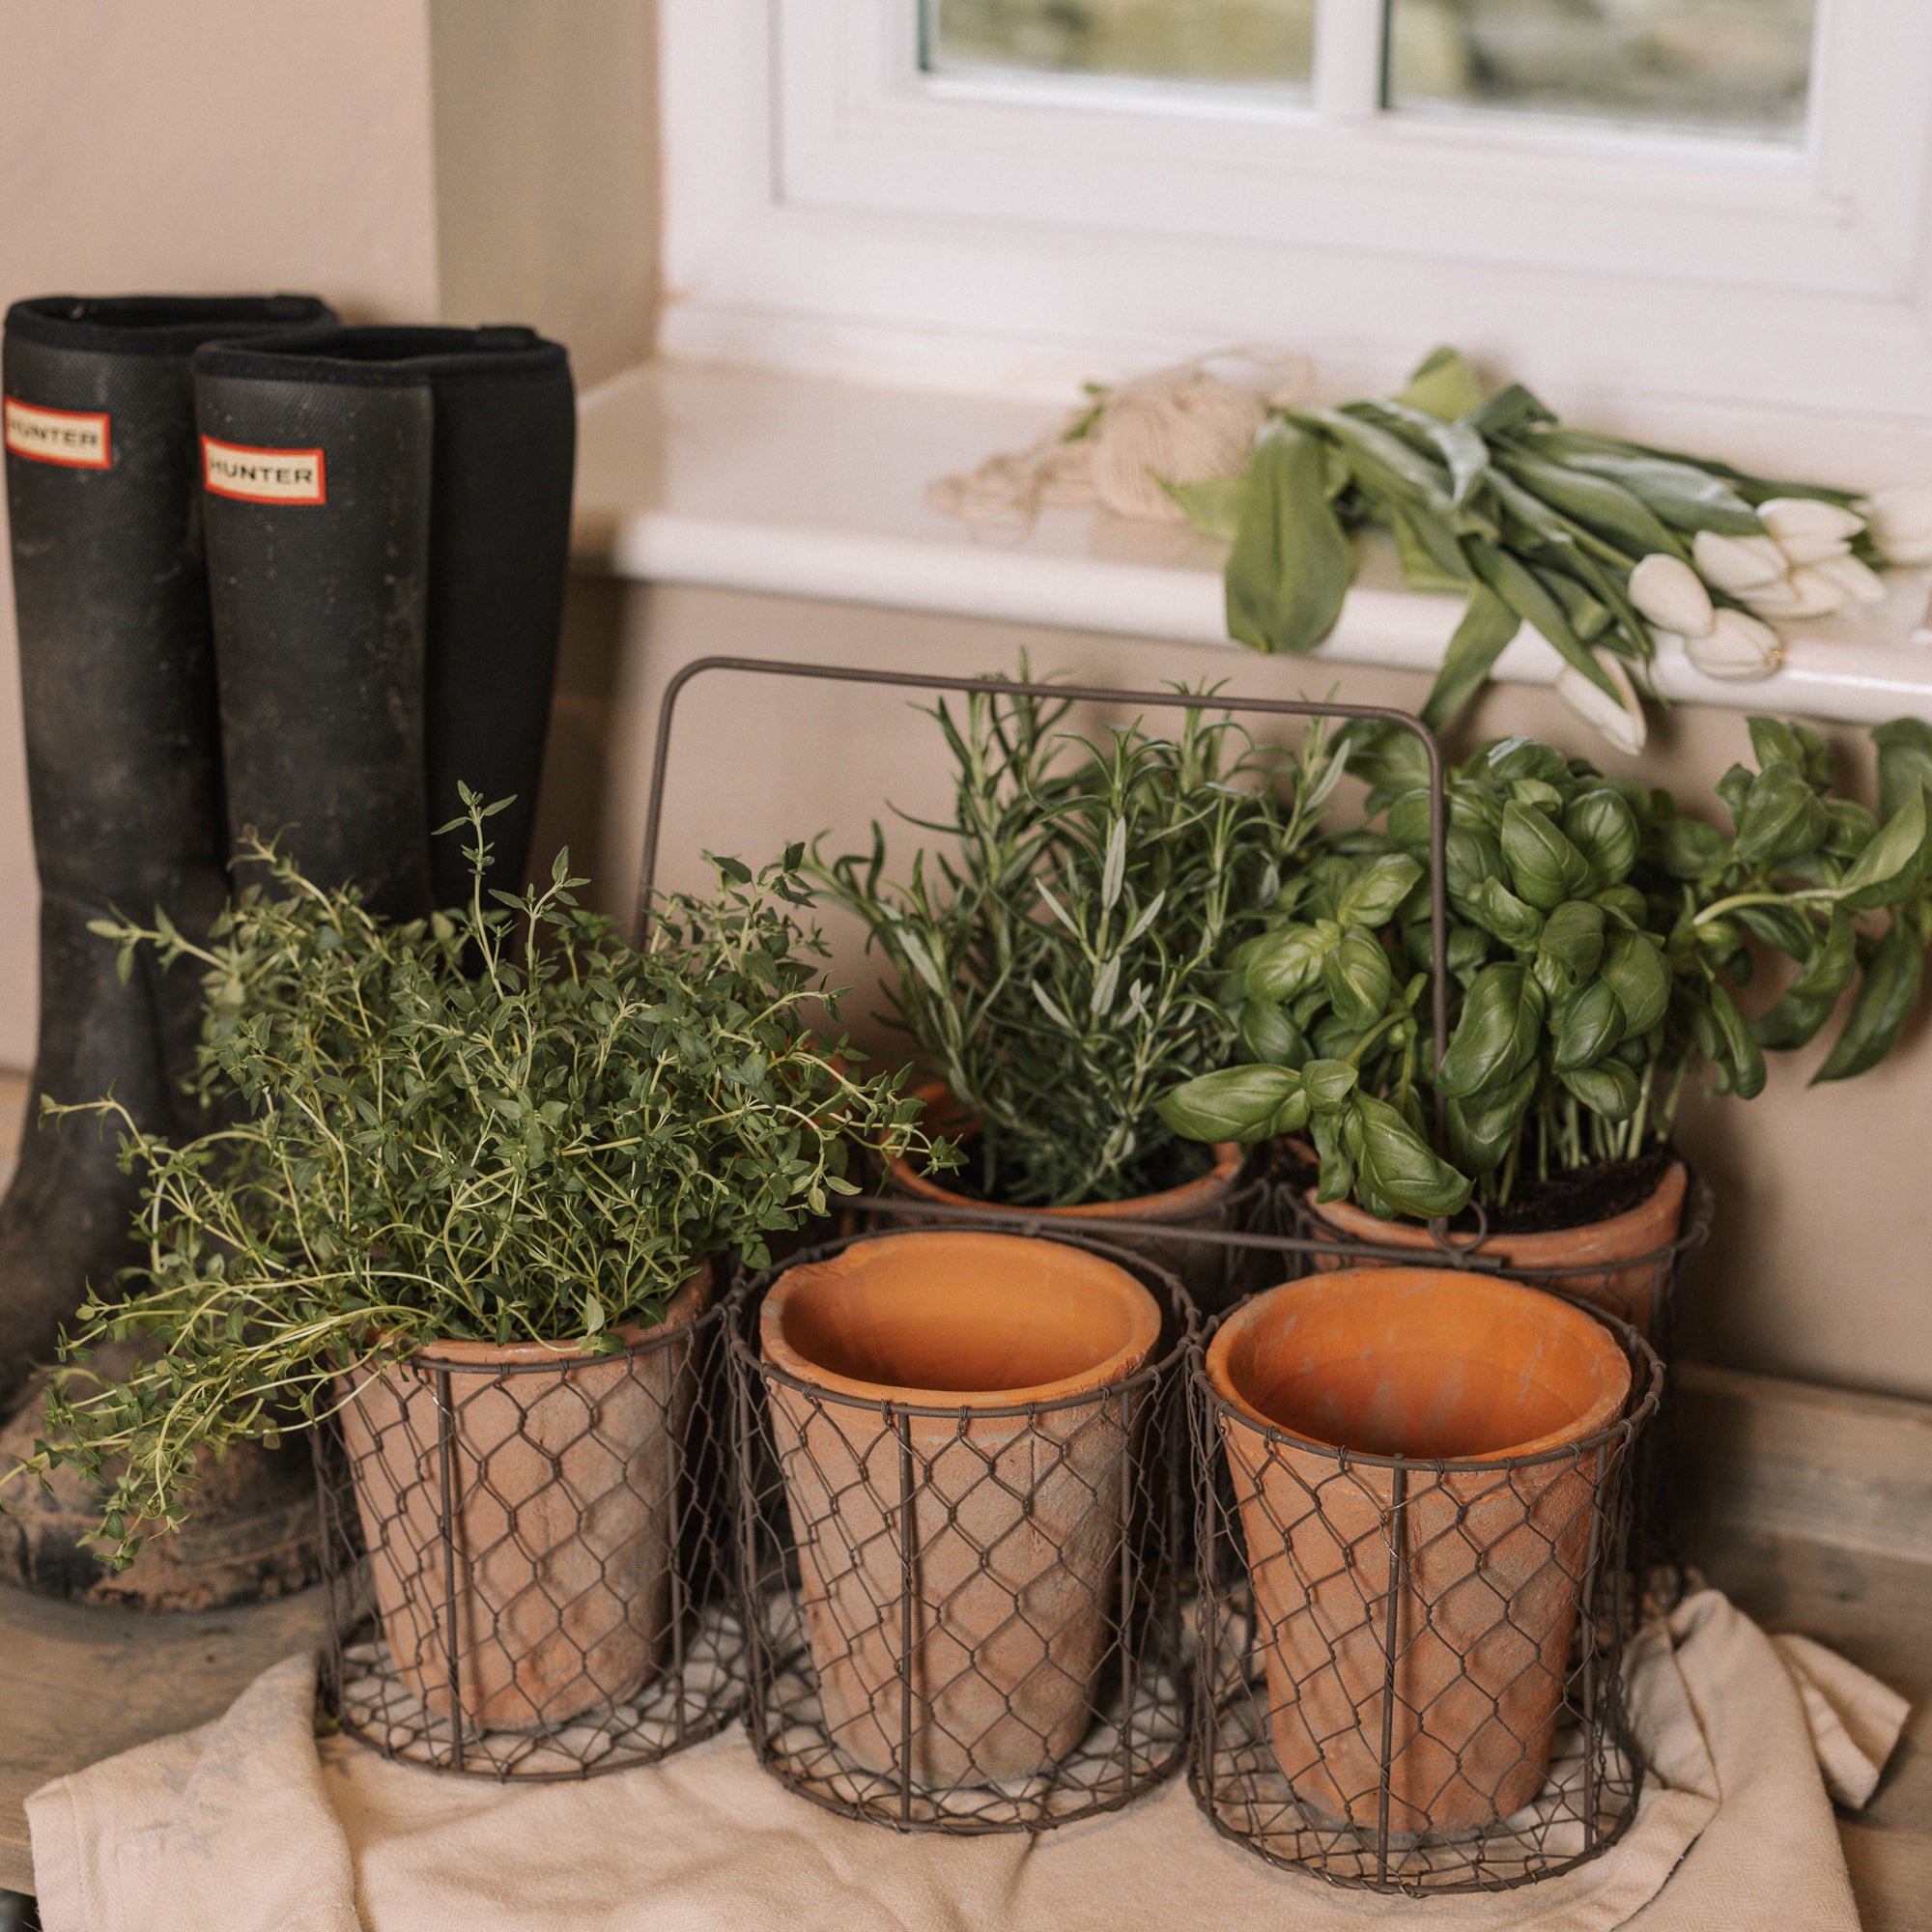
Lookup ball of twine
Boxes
[928,346,1311,541]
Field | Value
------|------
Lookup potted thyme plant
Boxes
[810,674,1418,1309]
[1162,717,1932,1329]
[12,793,936,1730]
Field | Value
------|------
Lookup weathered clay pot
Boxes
[1206,1268,1632,1833]
[1298,1157,1688,1336]
[759,1230,1161,1784]
[336,1265,708,1731]
[884,1078,1252,1312]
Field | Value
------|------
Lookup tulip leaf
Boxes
[1396,345,1485,424]
[1225,419,1355,655]
[1161,473,1251,543]
[1421,584,1520,730]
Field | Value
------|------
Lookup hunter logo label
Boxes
[201,436,327,505]
[4,398,111,469]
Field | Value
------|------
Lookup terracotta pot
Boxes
[1297,1156,1688,1336]
[759,1229,1162,1783]
[336,1266,708,1731]
[883,1077,1252,1312]
[1206,1268,1632,1834]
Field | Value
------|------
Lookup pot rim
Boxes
[373,1263,712,1375]
[758,1229,1163,1413]
[887,1076,1245,1223]
[1302,1154,1690,1270]
[1203,1266,1638,1468]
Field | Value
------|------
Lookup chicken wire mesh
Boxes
[1190,1289,1663,1892]
[316,1282,744,1777]
[728,1225,1198,1833]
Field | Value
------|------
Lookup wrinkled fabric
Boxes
[27,1590,1902,1932]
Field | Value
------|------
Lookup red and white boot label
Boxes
[201,436,327,504]
[4,398,111,469]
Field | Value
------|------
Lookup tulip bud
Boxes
[1555,648,1646,755]
[1772,532,1854,566]
[1744,571,1846,620]
[1692,530,1788,593]
[1628,553,1716,639]
[1862,483,1932,566]
[1806,554,1888,606]
[1757,497,1865,547]
[1684,610,1783,681]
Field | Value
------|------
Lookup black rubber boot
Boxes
[0,294,334,1409]
[192,326,575,915]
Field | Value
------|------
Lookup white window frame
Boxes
[660,1,1932,443]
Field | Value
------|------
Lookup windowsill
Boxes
[572,359,1932,727]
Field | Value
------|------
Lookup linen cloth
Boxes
[26,1589,1904,1932]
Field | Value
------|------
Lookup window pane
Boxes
[924,0,1316,94]
[1388,0,1816,139]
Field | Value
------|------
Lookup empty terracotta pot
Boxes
[1299,1157,1688,1336]
[1206,1268,1632,1834]
[884,1077,1251,1312]
[759,1229,1162,1784]
[336,1265,708,1731]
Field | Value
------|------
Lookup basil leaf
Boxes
[1735,762,1830,867]
[1558,1058,1641,1121]
[1463,876,1546,949]
[1446,924,1492,986]
[1824,798,1879,859]
[1835,788,1927,912]
[1593,883,1647,929]
[1564,788,1640,887]
[1501,801,1593,910]
[1337,854,1426,929]
[1435,962,1546,1098]
[1552,979,1625,1070]
[1244,922,1334,1004]
[1354,1094,1471,1220]
[1321,928,1395,1029]
[1815,917,1925,1084]
[1308,1107,1354,1204]
[1872,718,1932,823]
[1752,908,1855,1051]
[1706,981,1768,1098]
[1603,930,1671,1034]
[1747,717,1808,779]
[1444,824,1508,904]
[1538,899,1606,979]
[1651,815,1730,881]
[1302,1058,1360,1109]
[1225,418,1355,655]
[1732,901,1817,960]
[1481,738,1575,790]
[1157,1065,1301,1143]
[1239,999,1312,1069]
[1445,1065,1538,1176]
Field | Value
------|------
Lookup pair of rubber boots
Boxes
[0,295,576,1606]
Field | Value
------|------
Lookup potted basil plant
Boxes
[11,793,938,1730]
[811,672,1349,1309]
[1162,717,1932,1329]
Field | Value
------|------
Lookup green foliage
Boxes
[1162,718,1932,1218]
[813,674,1342,1207]
[14,793,937,1563]
[1187,346,1876,728]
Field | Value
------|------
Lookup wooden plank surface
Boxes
[0,1580,329,1894]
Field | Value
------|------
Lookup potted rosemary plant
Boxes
[1162,717,1932,1329]
[14,794,935,1731]
[810,674,1368,1309]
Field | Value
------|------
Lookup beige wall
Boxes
[0,0,444,1068]
[530,580,1932,1405]
[429,0,658,387]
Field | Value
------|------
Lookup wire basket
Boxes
[729,1225,1197,1833]
[1190,1271,1663,1893]
[1273,1142,1715,1355]
[316,1278,744,1777]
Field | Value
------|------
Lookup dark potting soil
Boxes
[1271,1138,1674,1238]
[917,1128,1216,1212]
